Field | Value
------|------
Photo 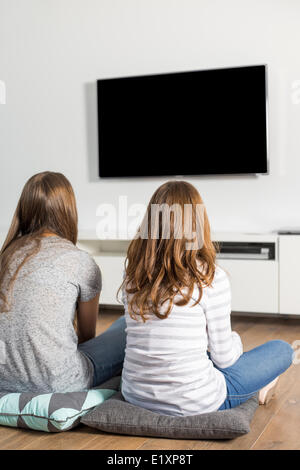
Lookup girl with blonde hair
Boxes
[121,180,293,416]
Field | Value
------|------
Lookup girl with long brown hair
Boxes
[0,171,126,393]
[121,181,293,416]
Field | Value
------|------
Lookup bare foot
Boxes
[259,377,279,405]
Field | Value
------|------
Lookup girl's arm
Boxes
[205,268,243,369]
[75,252,102,344]
[77,293,100,344]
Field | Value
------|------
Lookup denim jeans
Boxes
[79,318,293,409]
[78,316,126,387]
[217,340,294,410]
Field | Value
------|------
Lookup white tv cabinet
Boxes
[0,230,298,315]
[76,231,299,316]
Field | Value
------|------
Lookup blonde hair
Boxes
[120,180,216,321]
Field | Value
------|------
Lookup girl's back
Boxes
[120,180,243,416]
[0,235,100,393]
[122,265,242,416]
[0,172,101,394]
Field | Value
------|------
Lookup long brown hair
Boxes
[0,171,78,313]
[121,181,217,322]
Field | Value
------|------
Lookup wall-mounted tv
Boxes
[97,65,268,177]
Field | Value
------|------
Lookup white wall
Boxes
[1,0,300,235]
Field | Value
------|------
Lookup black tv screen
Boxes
[97,65,268,177]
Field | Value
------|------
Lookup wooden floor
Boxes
[1,309,300,450]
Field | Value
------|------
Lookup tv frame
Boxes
[97,64,269,178]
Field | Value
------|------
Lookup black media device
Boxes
[97,65,268,177]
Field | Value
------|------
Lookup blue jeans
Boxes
[217,340,293,410]
[78,316,126,387]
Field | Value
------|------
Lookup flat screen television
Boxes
[97,65,268,177]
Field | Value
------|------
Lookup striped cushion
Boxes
[0,387,116,432]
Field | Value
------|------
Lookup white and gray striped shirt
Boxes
[121,265,243,416]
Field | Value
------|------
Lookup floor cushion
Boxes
[81,383,259,440]
[0,381,117,432]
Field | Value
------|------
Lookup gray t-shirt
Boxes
[0,236,101,393]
